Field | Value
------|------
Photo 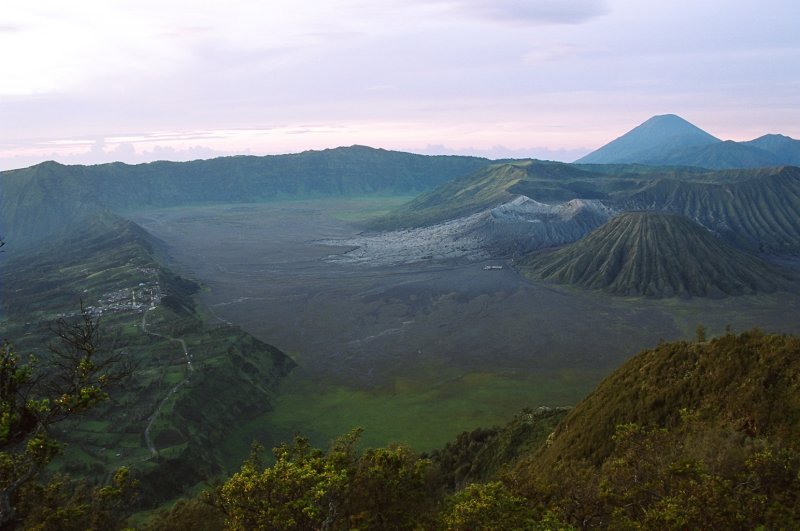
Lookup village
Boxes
[84,267,162,317]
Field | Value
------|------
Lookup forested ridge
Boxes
[6,328,796,529]
[143,329,800,530]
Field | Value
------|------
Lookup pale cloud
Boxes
[1,2,180,96]
[434,0,609,24]
[2,0,800,169]
[0,0,365,97]
[522,44,585,65]
[410,144,591,162]
[0,139,235,171]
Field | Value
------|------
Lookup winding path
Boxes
[140,307,194,457]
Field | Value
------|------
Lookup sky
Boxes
[2,0,799,170]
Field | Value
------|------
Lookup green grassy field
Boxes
[326,195,416,222]
[219,366,600,468]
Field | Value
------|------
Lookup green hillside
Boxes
[0,213,296,506]
[0,146,489,248]
[509,329,800,528]
[146,330,800,530]
[522,212,789,298]
[527,329,800,466]
[0,162,107,246]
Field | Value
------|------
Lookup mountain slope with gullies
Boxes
[370,156,800,235]
[369,160,617,230]
[359,162,800,266]
[483,196,617,255]
[325,196,616,265]
[614,165,800,254]
[522,212,789,298]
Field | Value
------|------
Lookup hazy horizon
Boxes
[3,0,799,171]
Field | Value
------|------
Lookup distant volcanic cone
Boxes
[523,212,788,298]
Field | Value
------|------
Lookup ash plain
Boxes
[132,199,800,450]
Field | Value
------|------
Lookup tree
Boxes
[440,481,564,530]
[217,434,357,530]
[215,430,440,530]
[0,305,130,528]
[13,466,138,530]
[143,495,226,531]
[343,444,437,530]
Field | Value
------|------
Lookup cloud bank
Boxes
[2,0,799,169]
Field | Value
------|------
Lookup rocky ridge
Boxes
[322,196,616,265]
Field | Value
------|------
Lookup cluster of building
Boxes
[85,268,163,317]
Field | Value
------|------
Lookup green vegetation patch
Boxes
[163,330,800,531]
[226,369,597,460]
[326,195,417,223]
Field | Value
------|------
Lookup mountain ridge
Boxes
[369,160,615,230]
[576,114,721,164]
[0,146,491,249]
[577,114,800,169]
[0,211,297,505]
